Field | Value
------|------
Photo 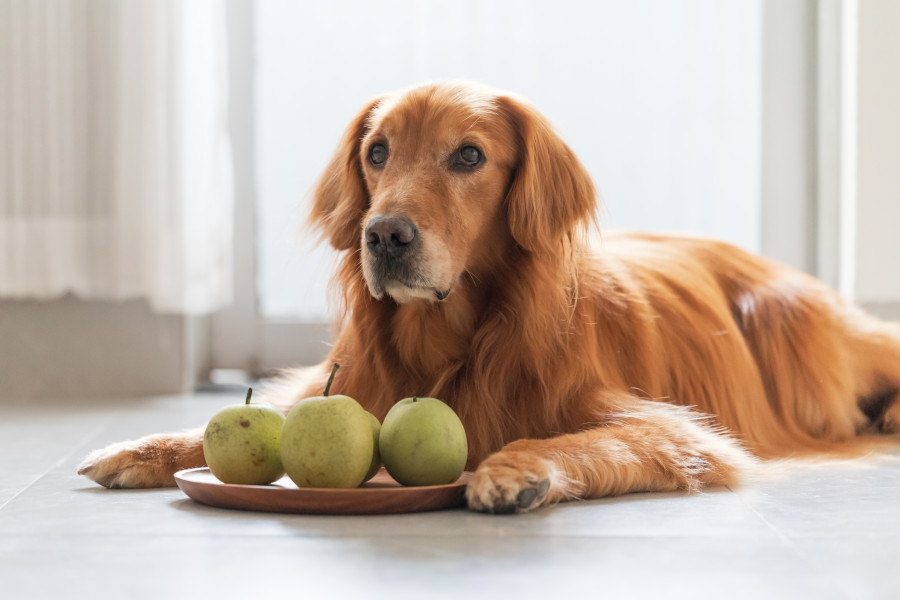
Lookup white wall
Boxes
[760,0,817,274]
[855,0,900,303]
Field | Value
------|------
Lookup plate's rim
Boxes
[174,466,472,493]
[174,466,473,515]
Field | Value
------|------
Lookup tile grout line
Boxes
[725,484,806,555]
[0,418,114,514]
[724,484,857,600]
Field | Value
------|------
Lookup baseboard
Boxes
[861,301,900,322]
[0,295,193,400]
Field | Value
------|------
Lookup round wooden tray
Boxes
[175,467,472,515]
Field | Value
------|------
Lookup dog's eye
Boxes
[460,146,481,165]
[368,143,388,167]
[452,145,484,170]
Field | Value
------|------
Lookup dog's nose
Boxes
[365,216,417,257]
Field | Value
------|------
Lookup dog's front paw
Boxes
[466,450,557,514]
[77,430,204,489]
[77,439,163,488]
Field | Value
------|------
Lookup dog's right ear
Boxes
[308,97,382,251]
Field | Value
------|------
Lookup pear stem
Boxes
[324,363,340,396]
[245,388,253,405]
[413,397,417,402]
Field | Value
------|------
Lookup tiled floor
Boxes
[2,391,899,599]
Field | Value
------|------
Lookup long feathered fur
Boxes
[299,82,900,465]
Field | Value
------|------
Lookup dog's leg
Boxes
[879,393,900,433]
[77,428,205,488]
[849,316,900,434]
[77,365,330,489]
[466,400,755,514]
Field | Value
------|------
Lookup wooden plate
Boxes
[175,467,472,515]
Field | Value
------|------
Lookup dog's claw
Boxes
[516,487,537,508]
[516,478,550,510]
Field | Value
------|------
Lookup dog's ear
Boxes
[309,97,382,251]
[498,95,597,255]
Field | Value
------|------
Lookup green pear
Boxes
[379,397,468,486]
[281,364,374,488]
[203,388,286,485]
[363,412,382,482]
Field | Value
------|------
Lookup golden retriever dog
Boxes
[79,81,900,514]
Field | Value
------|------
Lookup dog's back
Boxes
[593,231,900,454]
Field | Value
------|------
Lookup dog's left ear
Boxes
[308,96,382,251]
[498,95,597,255]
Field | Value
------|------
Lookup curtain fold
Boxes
[0,0,233,314]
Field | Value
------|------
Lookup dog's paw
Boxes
[465,451,557,514]
[77,430,204,489]
[77,439,174,488]
[878,394,900,434]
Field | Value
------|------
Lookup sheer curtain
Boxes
[0,0,233,314]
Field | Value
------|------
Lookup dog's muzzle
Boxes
[362,214,451,302]
[363,214,422,294]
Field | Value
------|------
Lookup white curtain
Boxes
[0,0,233,314]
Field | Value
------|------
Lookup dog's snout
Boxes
[365,216,417,256]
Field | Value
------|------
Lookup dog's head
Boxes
[310,81,596,304]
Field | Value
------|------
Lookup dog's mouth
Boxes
[363,257,452,303]
[377,277,452,303]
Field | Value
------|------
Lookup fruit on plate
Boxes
[281,364,374,488]
[203,388,286,485]
[379,397,467,486]
[363,411,382,482]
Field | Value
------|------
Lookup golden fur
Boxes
[79,82,900,513]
